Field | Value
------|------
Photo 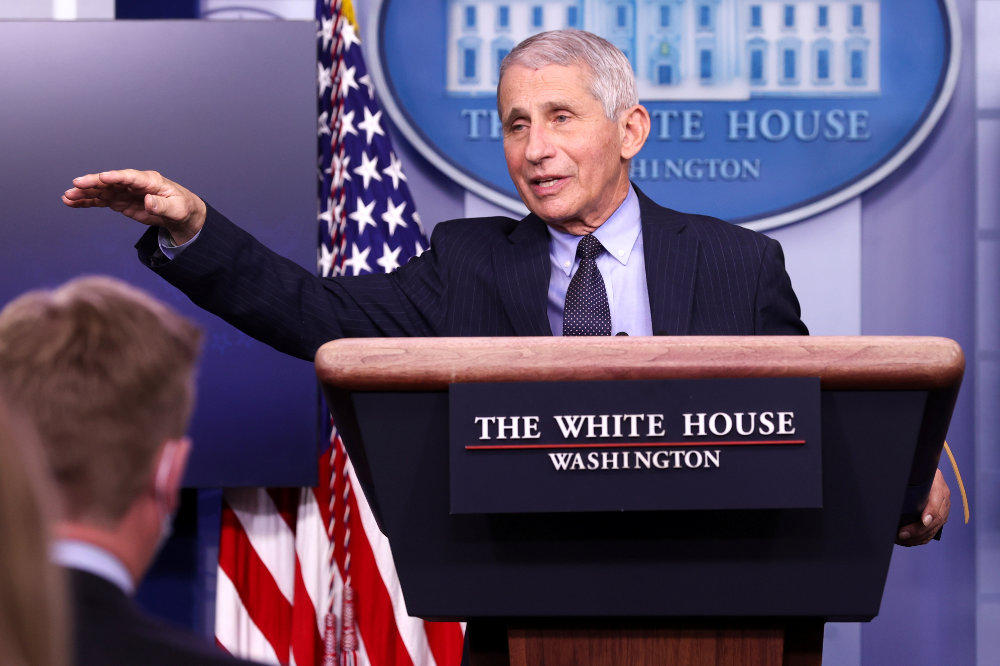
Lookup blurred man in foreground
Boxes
[0,276,259,666]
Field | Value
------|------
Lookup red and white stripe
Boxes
[216,431,464,666]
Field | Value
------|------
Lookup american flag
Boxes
[214,1,465,664]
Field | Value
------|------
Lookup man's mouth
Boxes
[530,176,566,192]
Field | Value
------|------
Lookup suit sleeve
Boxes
[753,238,808,335]
[135,204,446,360]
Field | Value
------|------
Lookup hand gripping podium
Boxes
[315,336,962,666]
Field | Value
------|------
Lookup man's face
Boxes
[499,63,632,235]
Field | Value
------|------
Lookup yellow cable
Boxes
[339,0,358,32]
[943,441,970,524]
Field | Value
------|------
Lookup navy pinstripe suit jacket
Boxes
[137,187,806,361]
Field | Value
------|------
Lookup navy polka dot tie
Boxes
[562,234,612,336]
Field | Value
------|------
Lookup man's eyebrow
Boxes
[502,107,527,126]
[503,100,581,126]
[540,100,580,112]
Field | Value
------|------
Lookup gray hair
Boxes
[498,29,638,120]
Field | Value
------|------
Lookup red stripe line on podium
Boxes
[465,440,806,450]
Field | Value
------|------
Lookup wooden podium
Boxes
[315,336,963,666]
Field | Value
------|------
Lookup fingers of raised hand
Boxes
[70,172,105,189]
[63,183,137,208]
[71,169,167,195]
[93,169,158,190]
[62,185,115,207]
[61,194,108,208]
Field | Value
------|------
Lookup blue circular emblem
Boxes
[368,0,959,229]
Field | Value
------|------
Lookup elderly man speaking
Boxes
[63,29,947,545]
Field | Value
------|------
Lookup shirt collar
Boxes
[548,186,641,276]
[52,538,135,594]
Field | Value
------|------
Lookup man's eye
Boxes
[554,114,570,123]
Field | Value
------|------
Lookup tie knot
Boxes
[576,234,604,261]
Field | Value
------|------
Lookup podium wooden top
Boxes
[315,336,964,392]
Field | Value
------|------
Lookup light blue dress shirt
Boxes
[546,187,653,336]
[158,227,198,259]
[52,538,135,594]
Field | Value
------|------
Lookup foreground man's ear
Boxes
[620,104,651,160]
[153,437,192,513]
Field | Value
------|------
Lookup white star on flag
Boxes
[341,242,372,276]
[382,151,407,190]
[376,242,402,273]
[347,196,377,233]
[318,199,334,234]
[318,61,332,96]
[381,198,408,236]
[353,152,382,189]
[318,15,334,51]
[337,109,357,140]
[340,19,361,51]
[338,63,359,96]
[318,242,335,277]
[318,110,330,136]
[359,73,374,98]
[357,106,385,145]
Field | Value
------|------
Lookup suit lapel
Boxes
[493,214,552,336]
[637,188,698,335]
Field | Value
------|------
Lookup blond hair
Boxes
[499,29,638,119]
[0,276,202,525]
[0,399,67,666]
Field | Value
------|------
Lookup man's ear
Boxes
[619,104,651,160]
[152,437,191,511]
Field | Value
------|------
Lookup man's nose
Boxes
[524,124,555,163]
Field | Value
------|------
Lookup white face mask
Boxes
[155,505,174,553]
[153,442,180,552]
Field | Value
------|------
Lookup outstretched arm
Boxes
[63,169,206,245]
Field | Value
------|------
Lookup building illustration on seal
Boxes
[445,0,880,99]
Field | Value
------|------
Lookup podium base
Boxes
[466,618,824,666]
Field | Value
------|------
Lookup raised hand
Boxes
[63,169,207,245]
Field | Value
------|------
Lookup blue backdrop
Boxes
[0,2,988,663]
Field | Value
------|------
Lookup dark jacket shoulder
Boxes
[67,568,257,666]
[636,186,773,251]
[428,215,524,245]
